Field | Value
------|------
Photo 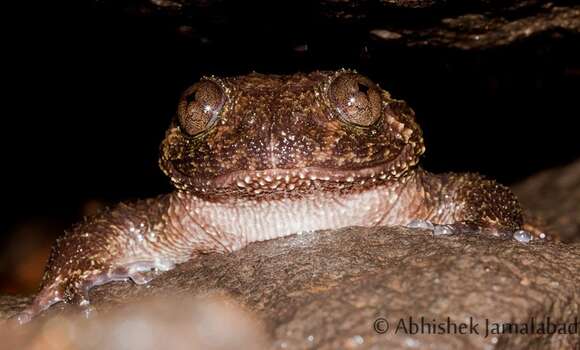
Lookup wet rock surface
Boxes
[2,227,579,349]
[1,159,579,349]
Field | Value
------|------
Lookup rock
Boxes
[2,225,579,349]
[513,158,580,243]
[369,4,580,49]
[93,0,580,49]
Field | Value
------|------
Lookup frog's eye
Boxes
[328,72,382,127]
[177,80,225,136]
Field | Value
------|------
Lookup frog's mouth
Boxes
[162,137,423,198]
[214,163,396,191]
[189,152,420,198]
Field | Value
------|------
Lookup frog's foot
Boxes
[521,222,553,241]
[14,260,172,324]
[110,260,174,285]
[13,282,66,324]
[13,279,97,324]
[405,219,481,236]
[405,219,542,243]
[13,276,95,324]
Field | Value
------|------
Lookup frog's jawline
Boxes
[186,155,420,197]
[214,164,406,186]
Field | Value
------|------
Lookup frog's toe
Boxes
[522,222,552,241]
[406,219,514,237]
[109,260,173,285]
[13,283,65,324]
[405,219,466,236]
[12,308,35,325]
[405,219,435,230]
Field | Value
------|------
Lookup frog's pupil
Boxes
[186,93,197,104]
[357,83,369,94]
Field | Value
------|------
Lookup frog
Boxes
[15,70,539,323]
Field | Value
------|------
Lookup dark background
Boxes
[2,1,579,293]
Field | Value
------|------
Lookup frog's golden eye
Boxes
[178,80,225,136]
[328,72,382,127]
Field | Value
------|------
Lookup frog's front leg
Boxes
[408,170,530,238]
[15,194,233,324]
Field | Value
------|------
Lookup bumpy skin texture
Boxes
[17,70,526,323]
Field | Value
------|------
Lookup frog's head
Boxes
[160,70,425,199]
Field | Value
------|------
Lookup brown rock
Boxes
[514,158,580,242]
[94,0,580,49]
[2,226,579,349]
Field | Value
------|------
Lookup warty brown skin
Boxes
[16,70,525,323]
